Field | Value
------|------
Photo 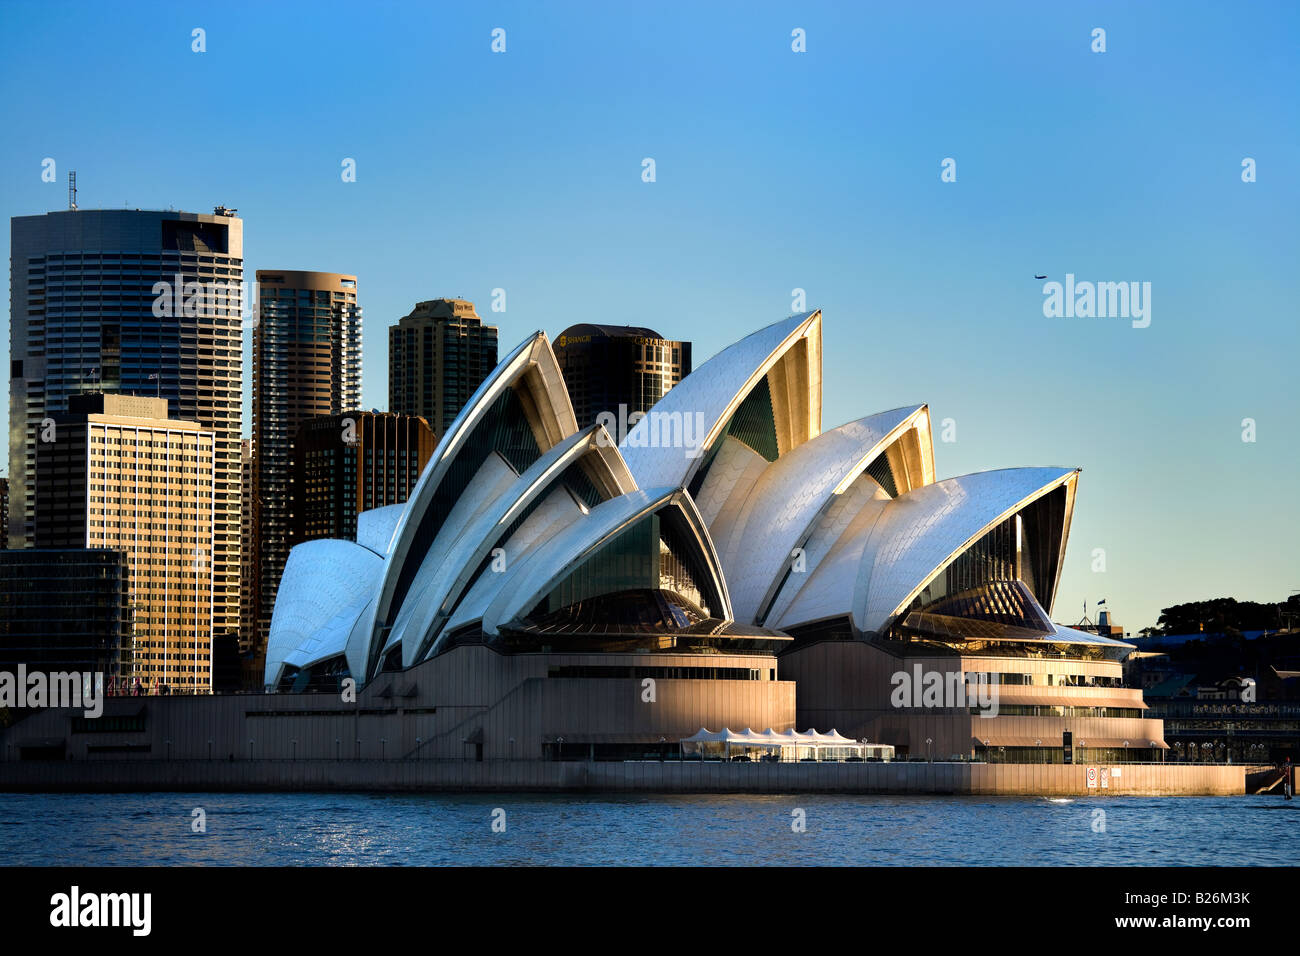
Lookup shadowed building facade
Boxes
[291,412,436,546]
[553,324,691,430]
[0,548,130,682]
[389,298,497,437]
[251,270,362,674]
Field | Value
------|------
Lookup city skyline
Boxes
[1,0,1296,637]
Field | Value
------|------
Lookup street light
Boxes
[926,737,933,762]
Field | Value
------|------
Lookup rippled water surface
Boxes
[0,792,1293,866]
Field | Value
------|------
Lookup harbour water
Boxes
[0,792,1293,866]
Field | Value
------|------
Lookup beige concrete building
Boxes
[35,394,216,692]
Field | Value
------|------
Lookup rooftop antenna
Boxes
[68,171,77,210]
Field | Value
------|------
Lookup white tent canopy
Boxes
[680,727,894,761]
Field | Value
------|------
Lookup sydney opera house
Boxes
[265,310,1167,764]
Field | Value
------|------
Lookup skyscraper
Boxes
[553,325,691,429]
[239,438,258,658]
[291,412,436,545]
[8,207,243,647]
[35,394,215,693]
[251,270,362,668]
[389,298,497,436]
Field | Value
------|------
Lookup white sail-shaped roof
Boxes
[767,475,893,630]
[620,311,822,490]
[479,486,732,635]
[355,503,406,556]
[363,331,577,675]
[709,405,931,624]
[855,467,1079,634]
[390,424,636,665]
[441,484,586,638]
[264,539,384,689]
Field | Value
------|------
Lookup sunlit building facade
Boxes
[35,394,215,692]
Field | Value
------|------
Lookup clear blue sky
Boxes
[1,0,1296,632]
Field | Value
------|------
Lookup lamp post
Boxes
[557,736,564,762]
[164,738,171,760]
[291,739,297,760]
[207,739,213,760]
[1035,740,1042,765]
[335,738,340,760]
[380,738,386,760]
[926,737,933,763]
[248,738,254,759]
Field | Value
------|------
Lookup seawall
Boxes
[0,759,1246,795]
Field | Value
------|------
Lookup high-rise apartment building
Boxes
[251,270,362,668]
[553,325,691,429]
[8,207,244,649]
[389,298,497,436]
[0,478,7,550]
[34,394,215,693]
[291,412,436,545]
[239,438,258,656]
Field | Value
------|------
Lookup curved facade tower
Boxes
[268,311,1165,764]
